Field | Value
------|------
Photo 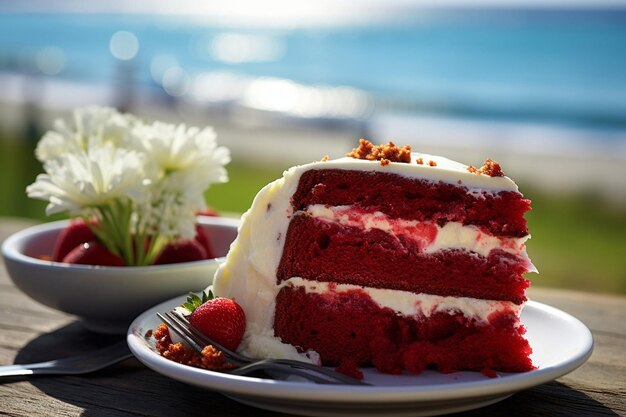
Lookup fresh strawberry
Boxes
[153,239,208,265]
[197,207,220,217]
[62,241,125,266]
[194,226,216,259]
[195,207,219,258]
[186,291,246,352]
[53,219,95,262]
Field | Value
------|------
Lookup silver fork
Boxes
[0,341,132,377]
[157,311,369,385]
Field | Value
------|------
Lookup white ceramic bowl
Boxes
[1,215,239,334]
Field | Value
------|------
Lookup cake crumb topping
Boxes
[416,157,437,167]
[467,158,505,177]
[153,323,236,371]
[347,138,411,165]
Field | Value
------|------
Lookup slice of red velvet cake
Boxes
[213,139,537,376]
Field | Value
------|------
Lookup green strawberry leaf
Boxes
[182,289,214,313]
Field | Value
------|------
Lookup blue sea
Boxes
[1,9,626,136]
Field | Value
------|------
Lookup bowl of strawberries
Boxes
[3,106,241,333]
[1,214,239,334]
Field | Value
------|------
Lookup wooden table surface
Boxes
[0,218,624,417]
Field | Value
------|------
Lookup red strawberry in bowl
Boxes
[53,219,95,262]
[62,240,125,266]
[153,239,208,265]
[195,207,220,258]
[194,226,216,259]
[184,290,246,352]
[197,207,220,217]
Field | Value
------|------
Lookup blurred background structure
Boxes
[0,0,625,294]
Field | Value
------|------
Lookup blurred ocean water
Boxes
[1,10,625,128]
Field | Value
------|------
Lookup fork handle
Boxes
[0,341,133,378]
[272,359,369,385]
[0,362,55,377]
[230,362,343,384]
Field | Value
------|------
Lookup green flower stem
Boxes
[134,232,148,266]
[133,230,159,266]
[84,200,176,266]
[143,234,169,266]
[116,200,135,265]
[93,200,136,265]
[86,214,121,259]
[100,207,125,260]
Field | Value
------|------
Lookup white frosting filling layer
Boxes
[306,204,537,272]
[212,153,533,363]
[280,277,522,323]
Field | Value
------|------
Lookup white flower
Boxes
[136,174,206,241]
[27,106,230,265]
[27,143,147,216]
[35,106,138,162]
[134,121,230,189]
[147,188,198,239]
[130,121,231,241]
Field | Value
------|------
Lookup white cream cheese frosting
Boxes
[279,277,522,323]
[212,153,530,362]
[305,204,536,272]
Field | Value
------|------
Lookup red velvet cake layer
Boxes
[290,169,531,238]
[277,214,530,304]
[274,286,534,374]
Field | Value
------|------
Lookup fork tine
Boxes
[156,312,349,384]
[160,312,247,366]
[158,310,370,385]
[156,313,205,354]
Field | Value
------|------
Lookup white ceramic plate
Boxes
[127,296,593,417]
